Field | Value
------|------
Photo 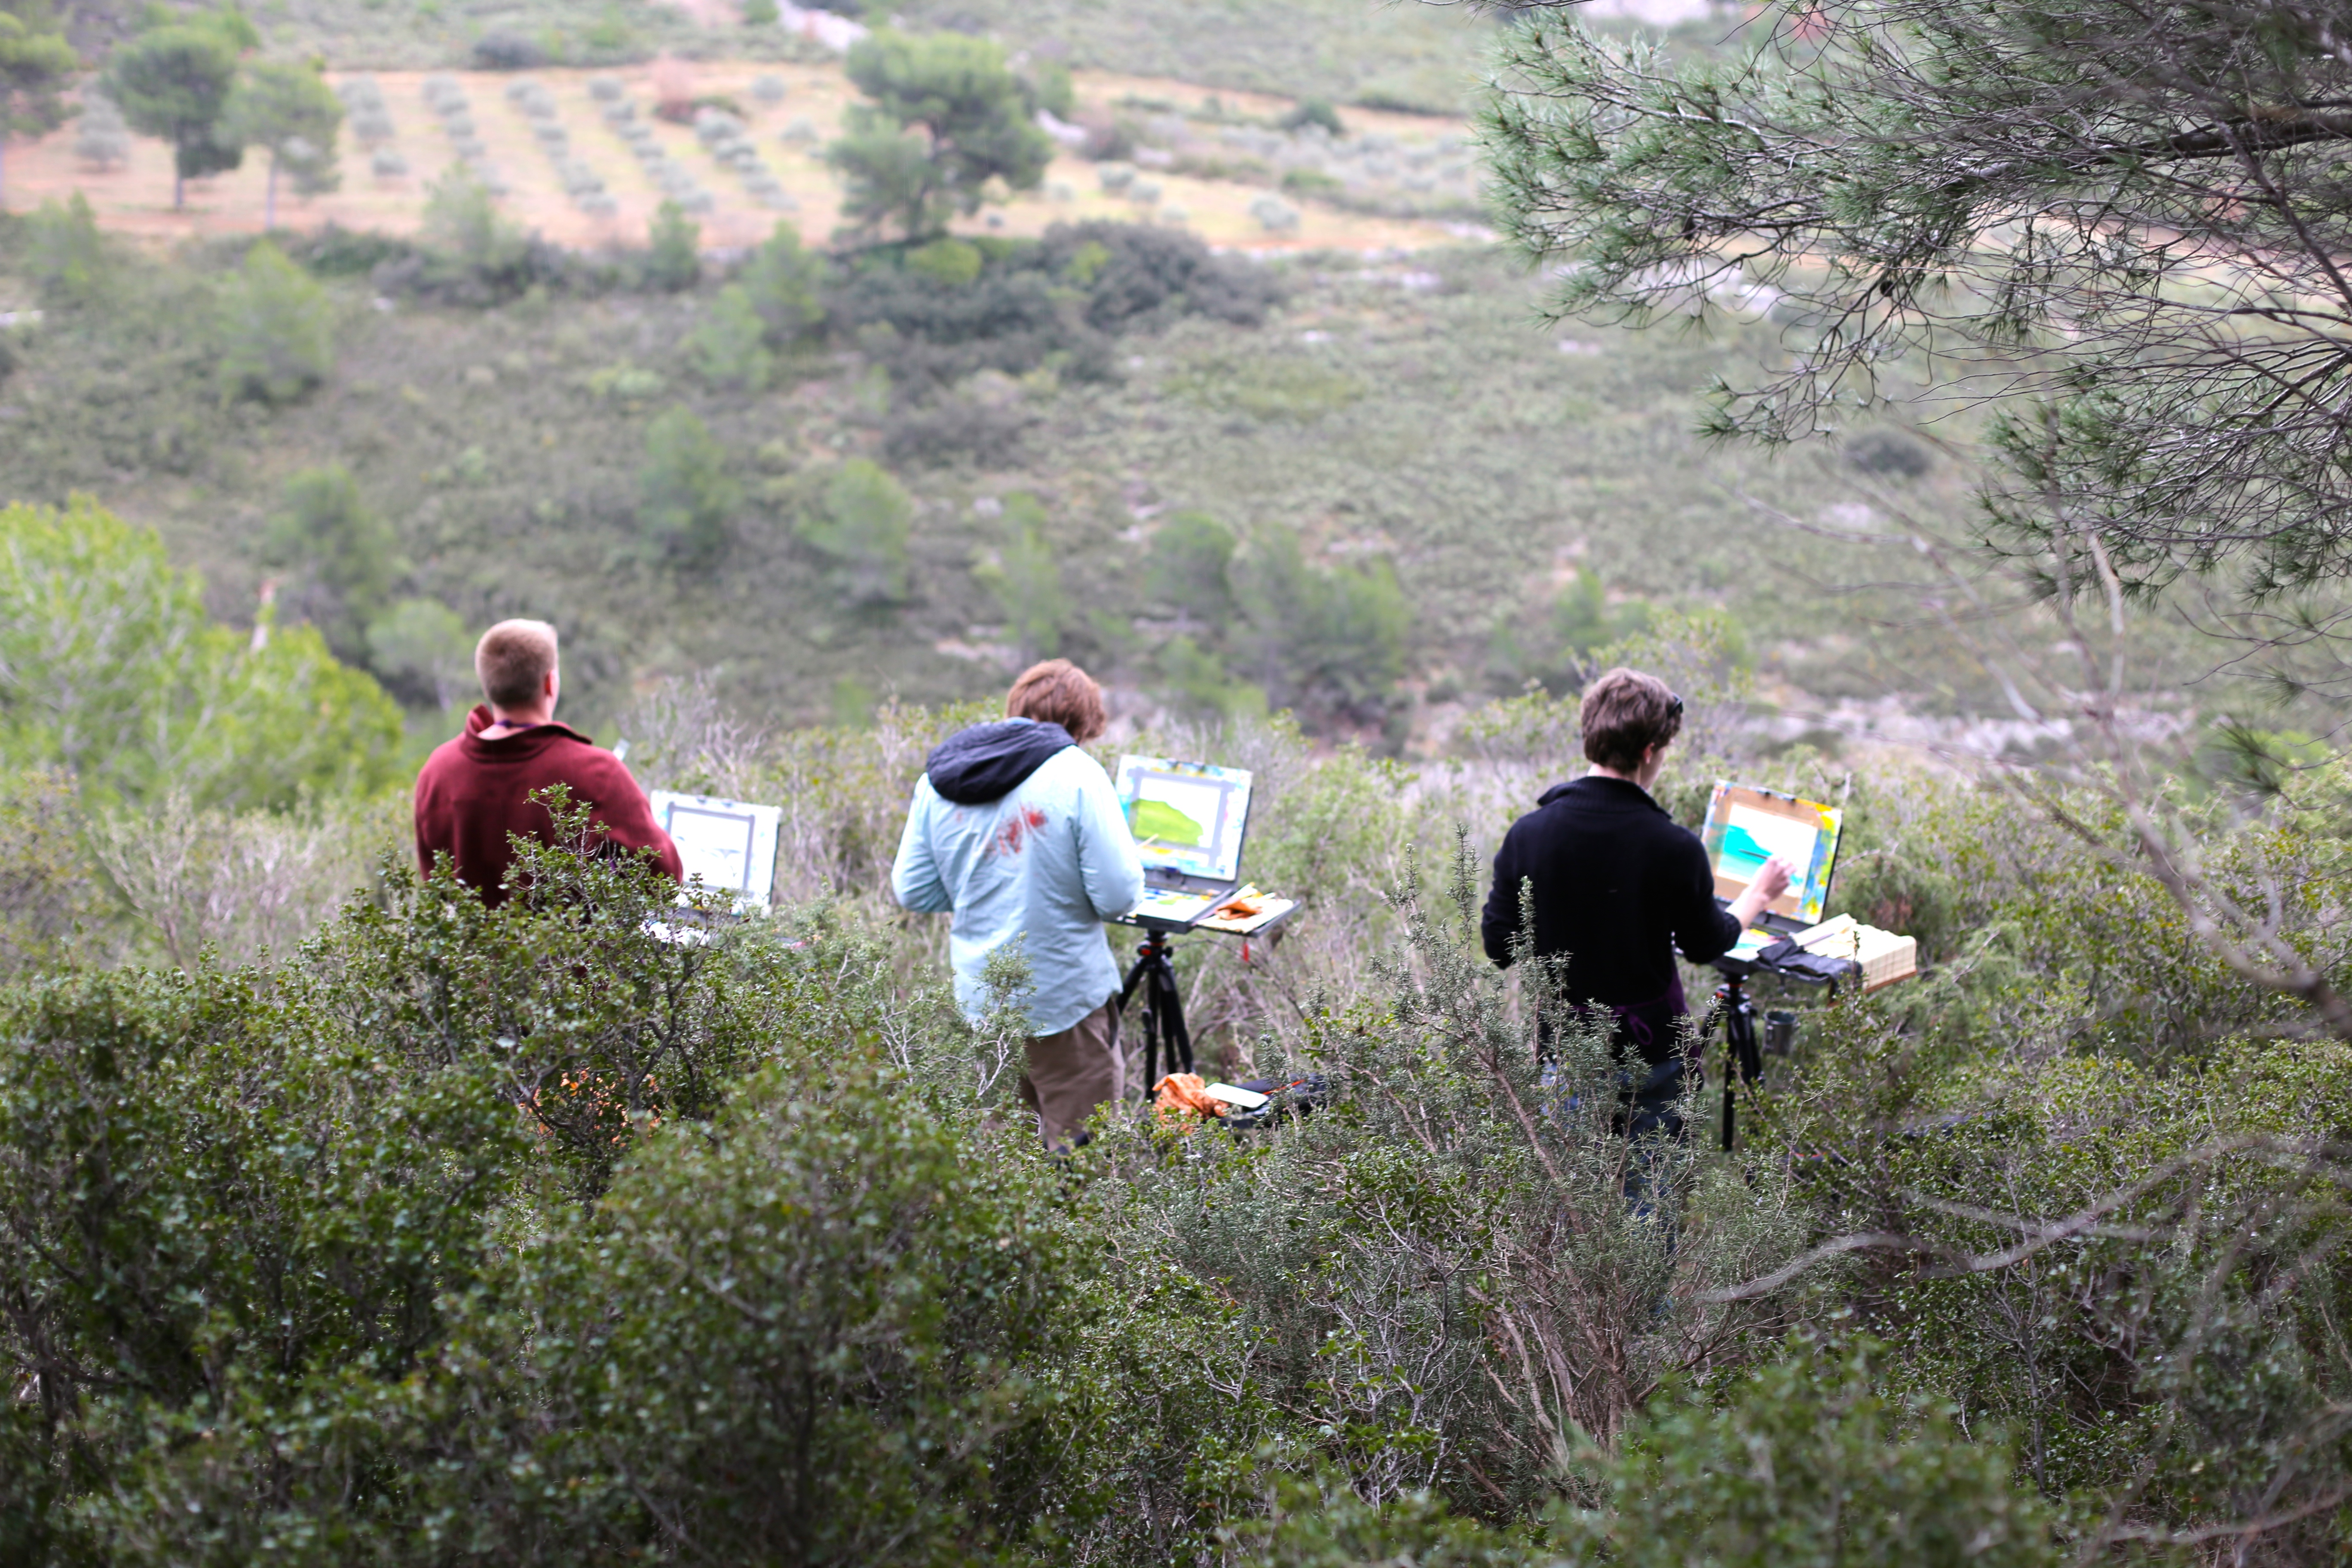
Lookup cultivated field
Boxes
[2,63,1480,254]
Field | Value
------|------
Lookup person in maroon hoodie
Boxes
[413,619,683,906]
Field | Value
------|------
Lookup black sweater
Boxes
[1480,775,1742,1005]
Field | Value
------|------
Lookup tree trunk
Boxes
[0,137,9,210]
[174,160,185,210]
[265,154,278,231]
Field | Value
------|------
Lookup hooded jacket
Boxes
[414,705,683,907]
[1480,775,1740,1014]
[891,717,1145,1035]
[923,719,1078,804]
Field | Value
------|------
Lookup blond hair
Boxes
[475,619,558,708]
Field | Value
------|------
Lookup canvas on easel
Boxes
[1114,754,1254,928]
[1699,781,1843,926]
[649,790,782,912]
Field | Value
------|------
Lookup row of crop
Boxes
[590,75,714,215]
[505,76,617,217]
[422,73,506,196]
[335,76,411,180]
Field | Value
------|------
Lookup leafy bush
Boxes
[0,772,108,978]
[1485,570,1651,697]
[472,30,548,70]
[688,283,775,390]
[1280,96,1347,136]
[266,463,402,664]
[0,498,403,811]
[738,219,828,342]
[1142,508,1239,627]
[639,404,740,566]
[364,595,476,709]
[370,164,588,305]
[1229,522,1409,735]
[1577,1338,2055,1568]
[792,457,913,606]
[829,220,1276,396]
[881,388,1037,466]
[643,197,701,290]
[216,239,334,404]
[972,491,1067,662]
[22,193,108,303]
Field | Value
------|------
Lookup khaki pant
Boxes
[1019,996,1123,1150]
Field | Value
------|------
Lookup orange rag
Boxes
[1152,1072,1229,1122]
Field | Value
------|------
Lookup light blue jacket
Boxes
[891,741,1146,1035]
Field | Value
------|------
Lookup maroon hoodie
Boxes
[413,705,683,906]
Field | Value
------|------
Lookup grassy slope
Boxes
[0,221,2003,747]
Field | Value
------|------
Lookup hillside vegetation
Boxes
[0,198,2025,750]
[6,0,2351,1560]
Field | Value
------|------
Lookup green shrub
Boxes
[0,497,402,810]
[688,282,775,390]
[643,197,701,291]
[793,457,913,606]
[22,193,108,303]
[0,963,527,1561]
[420,160,527,270]
[266,463,402,664]
[0,771,110,977]
[1280,96,1346,136]
[216,239,334,404]
[738,219,827,343]
[639,404,740,566]
[1143,508,1238,627]
[1578,1338,2055,1568]
[1229,522,1408,733]
[458,1052,1078,1559]
[364,595,476,709]
[972,491,1067,662]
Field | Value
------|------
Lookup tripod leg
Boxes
[1154,953,1194,1076]
[1721,1032,1736,1153]
[1121,949,1156,1099]
[1721,995,1759,1152]
[1716,981,1737,1153]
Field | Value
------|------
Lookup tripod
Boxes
[1711,966,1762,1153]
[1120,925,1194,1091]
[1710,965,1806,1151]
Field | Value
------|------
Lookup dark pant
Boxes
[1615,1054,1695,1223]
[1614,1053,1693,1144]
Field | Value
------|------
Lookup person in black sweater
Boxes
[1481,668,1791,1140]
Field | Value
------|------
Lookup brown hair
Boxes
[475,619,558,709]
[1580,666,1683,773]
[1006,658,1107,745]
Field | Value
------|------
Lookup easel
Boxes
[1120,923,1194,1089]
[1706,932,1842,1152]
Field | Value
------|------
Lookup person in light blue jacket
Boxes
[891,659,1145,1148]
